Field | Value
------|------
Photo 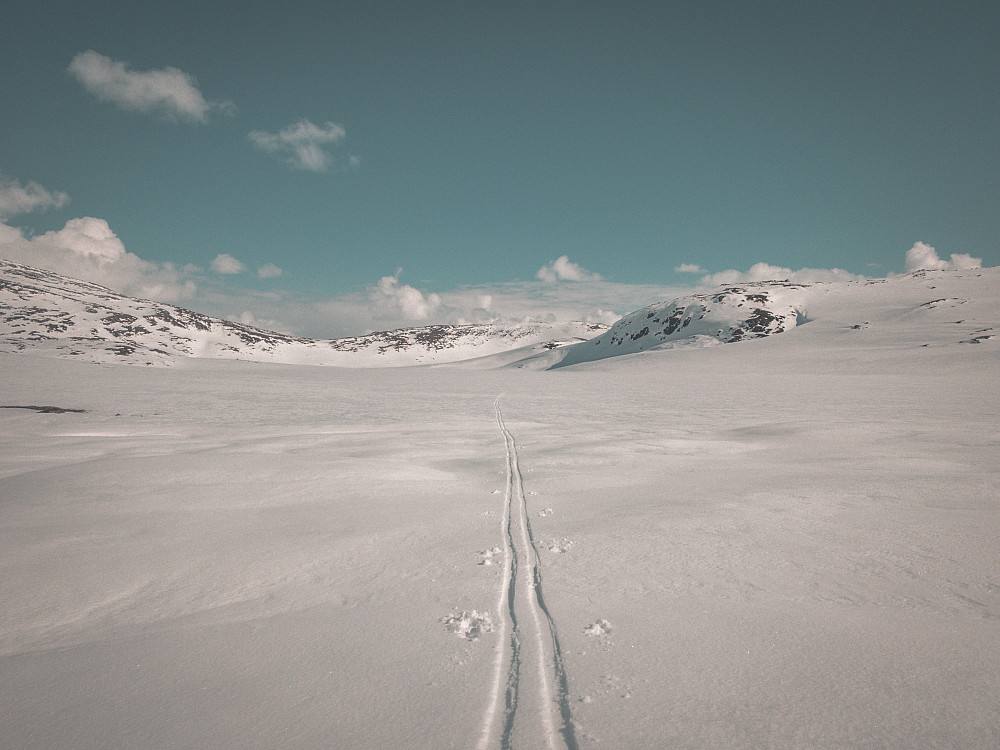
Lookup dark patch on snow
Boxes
[743,307,782,334]
[1,405,87,414]
[961,334,994,344]
[661,309,687,336]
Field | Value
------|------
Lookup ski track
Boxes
[478,396,577,750]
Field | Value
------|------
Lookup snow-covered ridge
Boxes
[3,258,998,368]
[550,268,999,367]
[0,259,607,367]
[553,282,810,367]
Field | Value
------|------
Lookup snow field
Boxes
[2,266,999,748]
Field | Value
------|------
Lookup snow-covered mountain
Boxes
[551,282,808,367]
[0,259,607,366]
[548,267,998,367]
[2,257,997,369]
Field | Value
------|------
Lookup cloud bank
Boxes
[68,51,233,122]
[291,277,640,338]
[700,262,864,286]
[249,120,357,172]
[904,241,981,272]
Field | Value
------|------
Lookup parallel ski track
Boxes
[477,396,577,750]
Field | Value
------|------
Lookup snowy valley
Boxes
[0,259,608,367]
[2,261,999,749]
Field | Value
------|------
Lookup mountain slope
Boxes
[3,258,997,369]
[549,268,999,368]
[553,282,808,367]
[0,259,607,367]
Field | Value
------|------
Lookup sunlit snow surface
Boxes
[2,268,999,748]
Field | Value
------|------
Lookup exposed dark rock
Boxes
[1,405,87,414]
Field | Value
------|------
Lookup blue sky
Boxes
[1,0,997,336]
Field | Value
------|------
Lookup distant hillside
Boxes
[0,259,607,367]
[3,258,997,369]
[548,268,998,368]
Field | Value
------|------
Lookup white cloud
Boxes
[271,273,687,338]
[674,263,705,274]
[248,120,356,172]
[904,241,982,272]
[210,253,246,274]
[45,216,127,260]
[0,216,195,301]
[701,262,864,286]
[536,255,602,283]
[68,50,233,122]
[179,261,709,338]
[257,262,283,279]
[370,270,442,321]
[0,173,69,219]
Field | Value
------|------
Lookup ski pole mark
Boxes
[477,396,577,750]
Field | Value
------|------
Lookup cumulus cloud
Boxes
[68,51,233,122]
[0,216,195,301]
[536,255,602,283]
[248,120,356,172]
[210,253,246,274]
[43,216,127,260]
[0,173,69,219]
[904,241,981,272]
[370,270,442,321]
[701,262,864,286]
[674,263,705,274]
[257,262,283,279]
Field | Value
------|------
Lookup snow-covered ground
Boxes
[2,268,999,748]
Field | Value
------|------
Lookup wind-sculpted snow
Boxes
[0,259,606,367]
